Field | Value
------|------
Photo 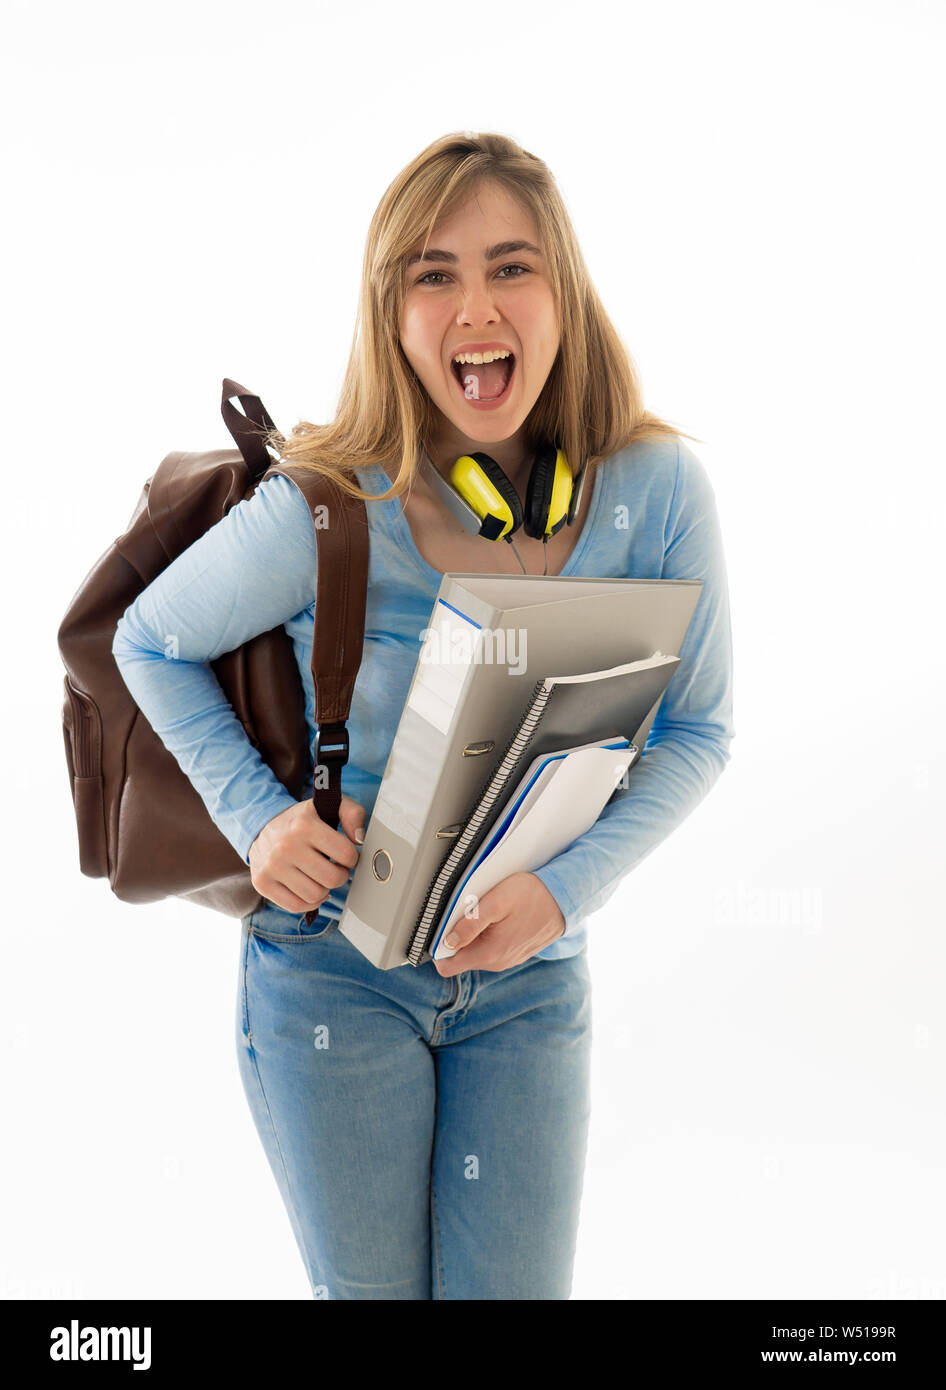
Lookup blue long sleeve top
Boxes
[111,434,734,962]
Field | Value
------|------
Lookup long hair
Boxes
[263,131,696,502]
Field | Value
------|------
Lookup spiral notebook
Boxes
[407,652,680,964]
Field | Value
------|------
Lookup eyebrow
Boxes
[405,239,543,267]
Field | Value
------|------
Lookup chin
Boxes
[436,393,529,439]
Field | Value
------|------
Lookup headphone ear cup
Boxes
[524,442,572,540]
[523,441,556,540]
[469,453,524,537]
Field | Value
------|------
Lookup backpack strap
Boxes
[274,462,368,825]
[258,457,369,826]
[222,381,369,921]
[222,376,279,475]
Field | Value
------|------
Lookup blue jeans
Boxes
[235,901,593,1300]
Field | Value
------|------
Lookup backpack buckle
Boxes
[314,721,349,770]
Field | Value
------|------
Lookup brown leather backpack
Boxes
[57,378,370,923]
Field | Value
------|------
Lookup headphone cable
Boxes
[507,537,527,574]
[506,536,550,576]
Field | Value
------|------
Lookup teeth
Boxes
[452,349,513,365]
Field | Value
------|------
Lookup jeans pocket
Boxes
[248,902,342,944]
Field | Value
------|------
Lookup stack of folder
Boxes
[339,572,702,969]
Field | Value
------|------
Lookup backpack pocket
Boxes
[62,675,108,877]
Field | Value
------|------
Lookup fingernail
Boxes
[445,933,459,949]
[355,827,365,844]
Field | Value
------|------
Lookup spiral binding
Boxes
[405,676,555,966]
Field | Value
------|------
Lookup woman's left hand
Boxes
[433,872,566,976]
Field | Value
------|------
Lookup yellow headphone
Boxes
[418,440,588,574]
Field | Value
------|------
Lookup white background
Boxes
[3,0,943,1300]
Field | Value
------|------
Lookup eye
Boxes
[415,263,531,286]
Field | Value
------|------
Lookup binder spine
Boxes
[405,676,555,966]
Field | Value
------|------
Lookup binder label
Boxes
[407,601,484,734]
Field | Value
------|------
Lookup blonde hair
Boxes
[263,131,697,502]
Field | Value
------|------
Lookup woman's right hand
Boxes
[248,793,366,914]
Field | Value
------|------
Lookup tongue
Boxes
[459,356,511,400]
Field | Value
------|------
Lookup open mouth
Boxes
[450,353,516,403]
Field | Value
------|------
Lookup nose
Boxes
[456,277,501,326]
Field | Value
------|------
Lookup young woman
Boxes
[112,131,734,1299]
